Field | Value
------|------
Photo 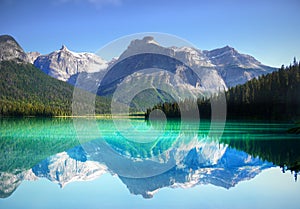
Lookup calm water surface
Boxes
[0,118,299,209]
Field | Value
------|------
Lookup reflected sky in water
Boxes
[2,169,300,209]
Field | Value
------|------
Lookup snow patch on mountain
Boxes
[34,45,108,81]
[32,152,107,188]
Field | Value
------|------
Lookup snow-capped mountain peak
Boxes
[34,45,108,81]
[32,152,107,188]
[60,44,68,51]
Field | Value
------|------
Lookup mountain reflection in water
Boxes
[0,118,299,199]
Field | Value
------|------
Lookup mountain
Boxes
[119,148,272,198]
[204,46,260,67]
[0,169,37,198]
[0,35,111,116]
[0,34,278,114]
[0,35,29,63]
[32,36,276,101]
[97,37,226,100]
[32,152,107,188]
[0,139,272,199]
[34,45,108,81]
[203,46,276,87]
[114,37,276,89]
[89,37,275,110]
[27,51,41,64]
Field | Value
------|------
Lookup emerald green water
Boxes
[0,118,299,208]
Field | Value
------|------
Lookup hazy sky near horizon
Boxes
[0,0,299,67]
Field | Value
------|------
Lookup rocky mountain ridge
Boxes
[34,45,108,81]
[0,35,29,63]
[0,35,277,91]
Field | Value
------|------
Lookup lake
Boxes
[0,117,300,209]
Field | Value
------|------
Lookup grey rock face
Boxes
[0,35,29,63]
[203,46,276,87]
[27,51,41,64]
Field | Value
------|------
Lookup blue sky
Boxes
[0,0,299,67]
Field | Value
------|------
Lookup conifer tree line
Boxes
[146,58,300,120]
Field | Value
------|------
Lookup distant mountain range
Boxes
[31,36,276,96]
[0,34,276,90]
[0,34,277,115]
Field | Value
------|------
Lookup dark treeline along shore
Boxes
[146,59,300,121]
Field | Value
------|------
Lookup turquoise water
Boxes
[0,118,300,208]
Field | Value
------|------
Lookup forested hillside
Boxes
[226,59,300,119]
[0,61,110,116]
[146,59,300,120]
